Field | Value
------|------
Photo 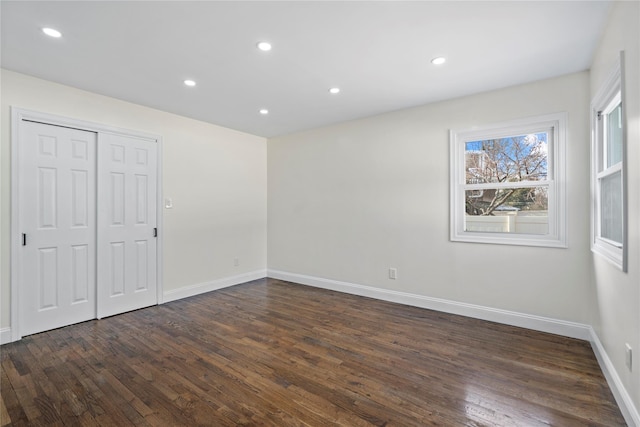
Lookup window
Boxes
[591,54,627,271]
[450,113,567,247]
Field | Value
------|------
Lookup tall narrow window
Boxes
[450,113,567,247]
[591,53,627,271]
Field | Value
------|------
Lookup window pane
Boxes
[600,171,623,244]
[464,186,548,234]
[607,103,623,167]
[465,133,548,184]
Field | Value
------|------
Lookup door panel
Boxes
[71,244,90,303]
[38,247,58,309]
[135,240,149,291]
[97,133,157,318]
[19,121,97,336]
[71,170,89,227]
[38,167,57,228]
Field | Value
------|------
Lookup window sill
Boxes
[451,232,568,248]
[592,241,625,271]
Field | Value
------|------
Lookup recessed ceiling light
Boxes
[259,109,269,115]
[328,87,341,94]
[184,79,196,87]
[42,27,62,38]
[257,41,272,52]
[431,56,446,65]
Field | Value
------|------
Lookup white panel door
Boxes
[19,121,97,336]
[97,133,158,318]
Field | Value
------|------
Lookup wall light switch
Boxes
[164,198,173,209]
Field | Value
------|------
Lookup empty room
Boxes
[1,1,639,425]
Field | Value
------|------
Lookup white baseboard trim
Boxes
[163,269,267,303]
[269,269,639,425]
[1,270,268,345]
[2,269,637,422]
[1,327,13,345]
[268,269,591,340]
[590,328,640,427]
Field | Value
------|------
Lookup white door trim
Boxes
[10,107,164,342]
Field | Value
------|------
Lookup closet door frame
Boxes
[10,107,164,342]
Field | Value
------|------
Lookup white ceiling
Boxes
[1,1,611,138]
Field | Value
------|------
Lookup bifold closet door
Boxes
[19,121,97,336]
[97,133,158,319]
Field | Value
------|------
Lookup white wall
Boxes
[268,71,592,323]
[589,0,640,415]
[1,69,268,330]
[1,3,636,415]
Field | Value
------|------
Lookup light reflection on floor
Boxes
[463,384,553,426]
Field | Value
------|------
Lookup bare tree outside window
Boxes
[451,113,566,246]
[464,133,548,216]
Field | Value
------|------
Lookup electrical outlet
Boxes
[234,258,240,267]
[625,343,632,371]
[389,268,397,280]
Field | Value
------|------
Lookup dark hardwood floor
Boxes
[1,278,626,426]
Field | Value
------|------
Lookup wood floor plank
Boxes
[1,278,627,426]
[0,389,10,427]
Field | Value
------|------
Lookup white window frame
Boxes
[591,53,627,271]
[450,112,567,248]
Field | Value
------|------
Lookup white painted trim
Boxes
[10,109,21,342]
[9,107,164,339]
[1,328,13,345]
[268,269,591,340]
[5,267,638,425]
[590,53,627,272]
[162,270,267,303]
[11,107,161,140]
[156,135,164,304]
[269,269,639,424]
[449,112,568,248]
[590,328,640,427]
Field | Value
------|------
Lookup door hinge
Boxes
[22,233,27,246]
[597,111,603,120]
[153,228,158,237]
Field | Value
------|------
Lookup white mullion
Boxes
[463,180,549,191]
[597,236,623,249]
[596,162,622,180]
